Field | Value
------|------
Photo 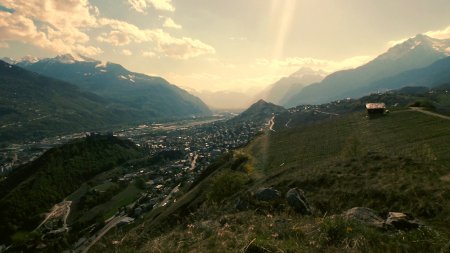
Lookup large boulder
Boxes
[342,207,384,228]
[385,212,420,230]
[286,188,312,215]
[253,187,281,201]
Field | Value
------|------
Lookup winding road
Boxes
[268,115,276,132]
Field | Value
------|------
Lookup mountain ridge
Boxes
[284,34,450,107]
[16,55,211,118]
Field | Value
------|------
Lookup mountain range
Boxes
[259,67,327,105]
[281,34,450,107]
[15,54,211,118]
[0,60,141,143]
[0,56,213,143]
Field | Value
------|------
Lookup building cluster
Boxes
[108,120,262,214]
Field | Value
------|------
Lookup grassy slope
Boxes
[93,109,450,252]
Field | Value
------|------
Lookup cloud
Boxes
[120,49,132,56]
[425,25,450,39]
[0,0,102,56]
[0,0,211,59]
[255,55,373,73]
[229,36,247,41]
[99,18,215,59]
[97,31,132,46]
[154,35,216,59]
[142,51,156,57]
[127,0,174,13]
[387,38,409,47]
[162,17,182,29]
[0,41,8,48]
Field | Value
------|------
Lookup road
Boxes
[410,107,450,120]
[190,154,198,171]
[285,118,292,128]
[314,109,339,116]
[36,200,72,231]
[159,184,181,207]
[268,115,276,132]
[79,216,130,253]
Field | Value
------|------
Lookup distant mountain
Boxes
[1,55,40,65]
[230,99,287,124]
[0,60,145,143]
[17,54,211,118]
[285,34,450,107]
[192,89,255,110]
[0,57,16,64]
[259,67,326,105]
[356,56,450,94]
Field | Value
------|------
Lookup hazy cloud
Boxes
[425,26,450,39]
[255,55,373,73]
[120,49,132,56]
[142,51,156,57]
[99,18,215,59]
[97,31,132,46]
[0,0,212,59]
[0,41,8,48]
[163,17,182,29]
[0,0,102,56]
[387,38,409,47]
[127,0,174,13]
[154,35,216,59]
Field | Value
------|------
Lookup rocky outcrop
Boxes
[286,188,312,215]
[253,187,281,201]
[342,208,421,230]
[385,212,420,230]
[342,207,385,228]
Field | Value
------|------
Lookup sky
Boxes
[0,0,450,93]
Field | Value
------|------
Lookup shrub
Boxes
[206,170,248,203]
[409,100,435,109]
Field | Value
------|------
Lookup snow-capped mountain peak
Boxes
[379,34,450,61]
[19,55,40,64]
[1,57,17,64]
[52,54,78,64]
[289,67,327,79]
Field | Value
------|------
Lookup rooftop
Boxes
[366,103,386,109]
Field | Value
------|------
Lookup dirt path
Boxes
[268,115,276,132]
[410,107,450,120]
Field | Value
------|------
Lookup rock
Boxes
[342,207,384,228]
[133,207,143,217]
[234,197,249,210]
[286,188,312,215]
[253,187,281,201]
[385,212,420,230]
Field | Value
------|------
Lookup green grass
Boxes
[244,109,450,228]
[78,182,141,223]
[94,182,117,192]
[247,110,450,174]
[131,211,448,253]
